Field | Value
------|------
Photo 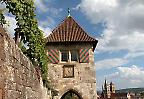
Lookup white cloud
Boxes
[78,0,144,53]
[125,51,144,59]
[34,0,63,16]
[95,58,128,70]
[39,16,55,28]
[38,18,53,37]
[39,26,51,37]
[79,0,118,24]
[107,65,144,89]
[0,2,6,9]
[98,30,144,52]
[35,0,48,12]
[48,8,63,17]
[4,15,17,37]
[118,65,144,79]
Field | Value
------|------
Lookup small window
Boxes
[63,65,74,78]
[71,51,78,61]
[61,51,69,62]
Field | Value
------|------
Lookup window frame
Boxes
[70,50,79,62]
[60,50,79,63]
[60,50,69,62]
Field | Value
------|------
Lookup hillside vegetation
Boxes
[116,88,144,94]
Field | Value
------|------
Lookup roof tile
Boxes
[46,16,97,43]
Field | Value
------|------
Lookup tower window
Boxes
[60,50,79,62]
[71,51,78,61]
[61,51,69,62]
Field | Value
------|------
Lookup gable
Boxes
[45,16,98,51]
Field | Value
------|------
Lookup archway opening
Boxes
[61,90,82,99]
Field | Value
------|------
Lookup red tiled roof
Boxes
[111,93,129,97]
[45,16,98,43]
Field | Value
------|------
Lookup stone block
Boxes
[15,48,21,61]
[0,34,5,64]
[7,90,21,99]
[16,84,24,92]
[5,81,16,90]
[0,89,3,99]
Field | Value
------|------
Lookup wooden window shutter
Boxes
[48,49,59,64]
[79,48,89,63]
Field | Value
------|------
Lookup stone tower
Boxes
[103,79,111,98]
[45,15,98,99]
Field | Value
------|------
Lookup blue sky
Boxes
[1,0,144,90]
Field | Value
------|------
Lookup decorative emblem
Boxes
[63,65,74,78]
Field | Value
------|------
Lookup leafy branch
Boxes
[0,8,7,26]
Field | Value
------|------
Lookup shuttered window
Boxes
[79,48,89,63]
[48,49,59,64]
[48,49,89,63]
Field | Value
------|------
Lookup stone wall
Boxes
[0,27,50,99]
[46,44,97,99]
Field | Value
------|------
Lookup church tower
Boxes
[110,82,115,93]
[101,80,116,99]
[45,13,98,99]
[103,79,111,98]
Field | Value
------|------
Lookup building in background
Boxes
[101,79,131,99]
[101,79,115,98]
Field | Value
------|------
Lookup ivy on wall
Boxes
[0,0,49,89]
[0,9,6,26]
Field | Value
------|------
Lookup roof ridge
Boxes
[69,17,97,41]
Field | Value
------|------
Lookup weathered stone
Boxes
[0,27,50,99]
[7,90,21,99]
[0,34,6,64]
[46,43,97,99]
[5,80,16,90]
[0,89,3,99]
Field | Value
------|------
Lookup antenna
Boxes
[68,8,71,17]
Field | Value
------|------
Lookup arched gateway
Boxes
[61,89,82,99]
[45,14,98,99]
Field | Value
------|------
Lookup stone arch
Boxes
[60,89,83,99]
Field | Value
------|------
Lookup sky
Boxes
[1,0,144,90]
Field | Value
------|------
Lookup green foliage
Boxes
[0,8,7,26]
[0,0,49,88]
